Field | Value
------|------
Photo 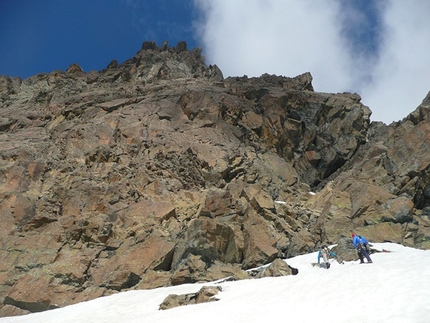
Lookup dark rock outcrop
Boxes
[0,40,429,316]
[249,258,299,278]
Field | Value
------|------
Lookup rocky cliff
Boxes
[1,41,429,316]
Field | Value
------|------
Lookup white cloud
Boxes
[195,0,353,89]
[194,0,430,124]
[360,1,430,123]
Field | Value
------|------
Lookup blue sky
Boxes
[0,0,199,78]
[1,0,430,124]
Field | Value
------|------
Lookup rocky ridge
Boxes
[0,41,429,316]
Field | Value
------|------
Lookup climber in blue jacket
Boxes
[352,233,373,263]
[317,245,337,269]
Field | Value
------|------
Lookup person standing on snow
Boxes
[317,245,337,269]
[352,233,373,264]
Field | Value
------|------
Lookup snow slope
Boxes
[2,243,429,323]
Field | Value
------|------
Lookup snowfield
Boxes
[2,243,430,323]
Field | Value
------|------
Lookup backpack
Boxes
[320,245,330,259]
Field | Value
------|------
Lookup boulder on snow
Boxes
[250,258,299,278]
[159,286,222,310]
[331,237,359,262]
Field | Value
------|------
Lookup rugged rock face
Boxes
[0,40,429,316]
[306,94,430,247]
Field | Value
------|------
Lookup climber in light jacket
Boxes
[317,245,337,269]
[352,233,373,264]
